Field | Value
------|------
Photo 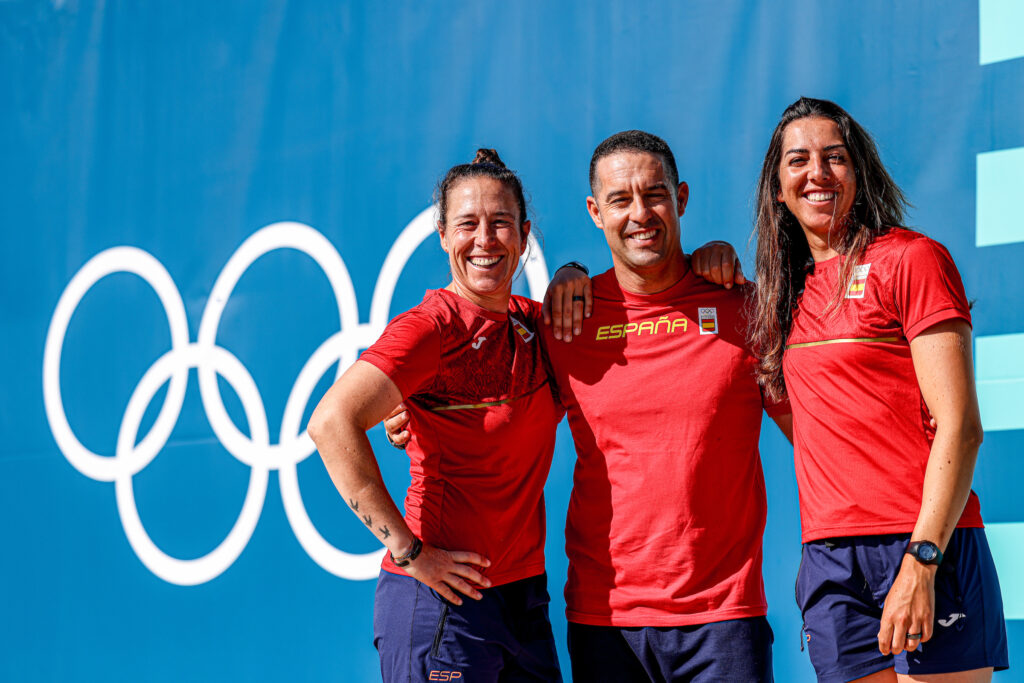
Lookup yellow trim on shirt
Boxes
[785,336,900,350]
[429,381,549,412]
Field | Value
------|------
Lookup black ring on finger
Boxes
[906,633,922,639]
[572,295,585,302]
[384,427,407,450]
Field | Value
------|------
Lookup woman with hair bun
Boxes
[309,149,564,682]
[750,98,1008,682]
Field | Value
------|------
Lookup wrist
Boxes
[555,261,588,276]
[901,553,939,577]
[391,537,423,567]
[905,539,944,567]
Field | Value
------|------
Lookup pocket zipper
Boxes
[431,603,450,658]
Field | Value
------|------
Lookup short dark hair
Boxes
[434,148,528,230]
[589,130,679,194]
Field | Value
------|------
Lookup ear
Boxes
[586,196,603,230]
[520,219,531,242]
[676,181,689,217]
[437,221,449,253]
[776,186,784,203]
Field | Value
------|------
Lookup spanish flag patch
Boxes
[845,264,872,299]
[509,315,535,343]
[698,307,718,335]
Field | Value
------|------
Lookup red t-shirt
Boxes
[544,265,789,627]
[783,228,983,543]
[360,289,562,586]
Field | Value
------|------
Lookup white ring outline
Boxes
[43,208,550,585]
[43,247,190,481]
[116,345,270,586]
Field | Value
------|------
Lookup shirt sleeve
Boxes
[358,309,440,398]
[515,296,545,328]
[893,237,972,341]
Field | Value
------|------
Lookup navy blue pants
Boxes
[374,570,562,682]
[797,528,1009,682]
[568,617,774,682]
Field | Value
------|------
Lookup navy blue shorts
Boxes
[567,617,774,682]
[373,570,562,682]
[796,528,1009,682]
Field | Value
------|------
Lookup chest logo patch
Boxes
[698,307,718,335]
[846,263,872,299]
[471,336,486,350]
[509,315,535,343]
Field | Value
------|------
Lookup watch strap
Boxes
[905,540,943,566]
[556,261,589,276]
[392,537,423,567]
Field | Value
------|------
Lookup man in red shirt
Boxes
[389,131,792,681]
[546,131,791,682]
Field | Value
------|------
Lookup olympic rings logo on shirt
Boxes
[42,207,551,586]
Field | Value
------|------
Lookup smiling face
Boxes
[587,151,688,293]
[776,116,858,261]
[438,176,529,312]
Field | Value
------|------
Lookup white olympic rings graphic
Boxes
[43,208,550,585]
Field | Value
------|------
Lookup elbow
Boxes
[964,419,984,452]
[308,395,364,451]
[949,411,984,455]
[306,401,334,448]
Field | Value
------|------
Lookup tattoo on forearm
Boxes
[349,498,359,511]
[361,514,372,527]
[379,525,391,539]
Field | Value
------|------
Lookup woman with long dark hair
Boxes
[751,98,1008,682]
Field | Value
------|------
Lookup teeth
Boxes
[629,230,657,240]
[806,192,836,202]
[469,256,501,266]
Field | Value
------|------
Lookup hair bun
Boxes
[472,148,506,168]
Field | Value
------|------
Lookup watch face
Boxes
[918,544,937,561]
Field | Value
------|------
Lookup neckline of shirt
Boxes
[596,261,698,304]
[432,287,511,322]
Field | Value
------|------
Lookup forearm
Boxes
[307,360,416,558]
[907,320,983,551]
[912,424,981,550]
[313,420,416,558]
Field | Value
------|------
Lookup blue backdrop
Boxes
[3,1,1023,680]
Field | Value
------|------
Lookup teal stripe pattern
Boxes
[976,147,1024,247]
[975,333,1024,431]
[979,0,1024,65]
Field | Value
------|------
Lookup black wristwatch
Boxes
[555,261,589,276]
[905,540,943,566]
[392,537,423,567]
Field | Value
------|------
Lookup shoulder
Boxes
[591,269,624,301]
[870,228,960,275]
[687,271,750,311]
[509,294,542,320]
[382,295,443,341]
[869,227,946,260]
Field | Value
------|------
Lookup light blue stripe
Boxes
[976,334,1024,431]
[976,380,1024,431]
[985,523,1024,619]
[979,0,1024,65]
[976,333,1024,381]
[976,147,1024,247]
